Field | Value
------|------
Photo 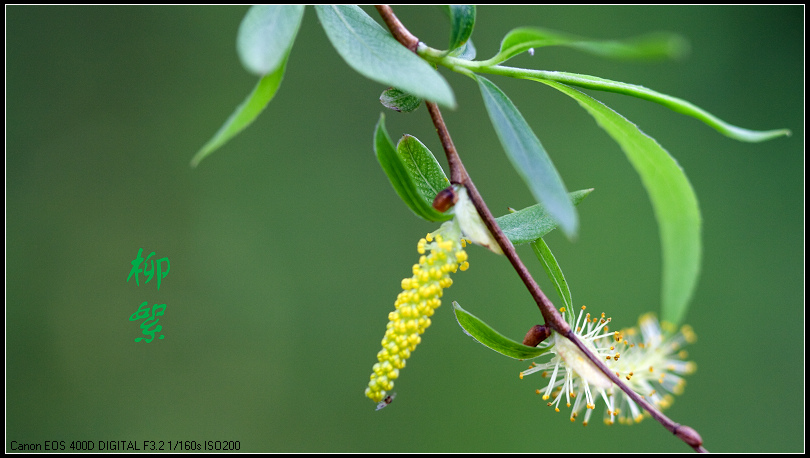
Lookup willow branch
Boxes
[428,95,705,453]
[375,5,705,452]
[374,5,418,52]
[424,102,568,332]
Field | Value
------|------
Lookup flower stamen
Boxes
[521,309,695,425]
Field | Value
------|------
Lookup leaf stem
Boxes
[418,44,788,143]
[376,5,705,452]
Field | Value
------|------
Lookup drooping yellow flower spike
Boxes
[365,218,469,404]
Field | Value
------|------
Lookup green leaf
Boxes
[438,6,476,60]
[380,87,422,113]
[476,75,578,238]
[488,27,688,65]
[447,5,476,52]
[396,135,451,207]
[191,6,303,167]
[573,31,688,61]
[539,80,700,325]
[374,114,451,222]
[521,71,790,142]
[531,237,572,311]
[237,5,305,76]
[453,302,549,360]
[190,63,287,168]
[497,189,592,245]
[315,5,456,108]
[448,39,477,60]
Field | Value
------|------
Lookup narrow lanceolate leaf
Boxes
[237,5,305,76]
[396,135,451,207]
[374,114,451,222]
[447,5,476,52]
[448,38,477,60]
[476,75,578,238]
[191,7,303,167]
[380,87,422,113]
[315,5,456,108]
[496,189,593,245]
[522,71,790,142]
[453,302,550,360]
[488,27,688,65]
[190,63,287,167]
[540,80,700,326]
[531,237,572,311]
[438,6,476,59]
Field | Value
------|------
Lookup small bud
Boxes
[432,186,458,212]
[674,425,703,448]
[523,324,552,347]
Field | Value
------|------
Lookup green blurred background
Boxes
[6,5,803,453]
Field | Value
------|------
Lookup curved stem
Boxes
[376,5,705,452]
[418,44,788,143]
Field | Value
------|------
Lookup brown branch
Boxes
[376,4,705,452]
[374,5,418,52]
[425,102,568,332]
[423,102,464,184]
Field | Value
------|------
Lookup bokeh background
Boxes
[6,5,803,453]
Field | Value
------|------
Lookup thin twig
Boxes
[425,102,567,332]
[375,5,705,452]
[423,102,464,184]
[374,5,418,52]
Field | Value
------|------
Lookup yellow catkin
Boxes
[365,220,468,403]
